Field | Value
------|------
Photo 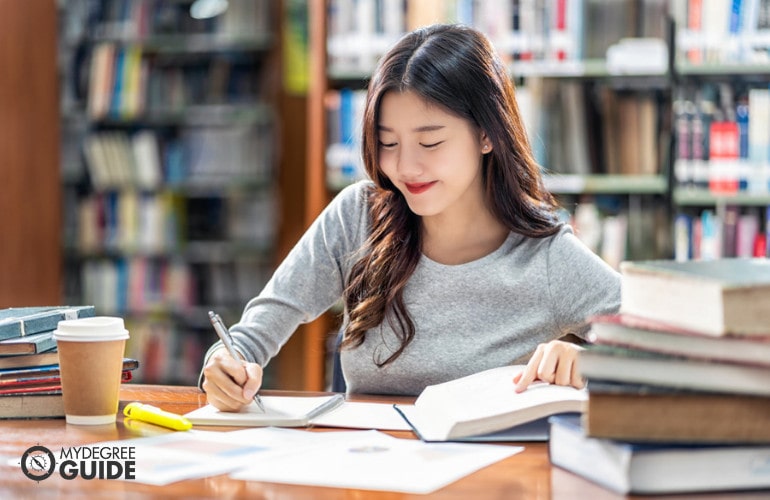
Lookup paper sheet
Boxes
[33,425,521,490]
[230,429,523,494]
[57,428,334,486]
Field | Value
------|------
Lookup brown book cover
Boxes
[584,386,770,443]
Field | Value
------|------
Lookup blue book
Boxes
[0,306,95,342]
[0,331,57,355]
[549,415,770,495]
[736,97,750,190]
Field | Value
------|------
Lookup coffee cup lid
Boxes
[53,316,129,342]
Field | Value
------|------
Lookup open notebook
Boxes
[184,394,344,427]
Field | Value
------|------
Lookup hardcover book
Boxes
[578,344,770,396]
[584,380,770,443]
[620,258,770,336]
[0,391,65,419]
[549,415,770,495]
[0,306,95,342]
[0,359,138,418]
[0,359,139,398]
[0,331,57,355]
[0,351,59,370]
[587,313,770,367]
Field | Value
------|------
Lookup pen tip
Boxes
[208,311,215,318]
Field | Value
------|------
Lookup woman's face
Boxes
[377,90,491,219]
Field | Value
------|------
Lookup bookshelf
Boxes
[669,1,770,261]
[0,0,62,308]
[57,0,282,386]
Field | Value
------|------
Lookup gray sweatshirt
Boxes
[201,180,621,395]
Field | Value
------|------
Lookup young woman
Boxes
[201,24,620,411]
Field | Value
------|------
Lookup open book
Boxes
[394,365,587,441]
[184,394,344,427]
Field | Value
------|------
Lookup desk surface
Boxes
[0,384,766,500]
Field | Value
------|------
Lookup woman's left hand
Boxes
[513,340,584,392]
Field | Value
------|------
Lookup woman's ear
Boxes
[480,132,492,154]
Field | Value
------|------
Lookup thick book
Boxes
[588,313,770,367]
[620,258,770,336]
[584,380,770,443]
[0,361,139,418]
[184,394,345,427]
[549,414,770,495]
[0,331,56,355]
[0,351,59,369]
[578,344,770,396]
[0,391,65,419]
[0,359,138,396]
[0,306,95,341]
[392,365,586,442]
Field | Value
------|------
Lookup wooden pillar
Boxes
[0,0,62,307]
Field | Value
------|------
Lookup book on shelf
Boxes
[587,313,770,367]
[549,414,770,495]
[578,343,770,396]
[584,380,770,443]
[0,306,95,342]
[620,258,770,336]
[184,394,345,427]
[392,365,586,442]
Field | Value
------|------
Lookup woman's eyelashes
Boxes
[377,140,444,149]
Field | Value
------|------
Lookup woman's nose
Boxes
[395,147,422,177]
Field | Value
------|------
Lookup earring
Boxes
[483,144,490,152]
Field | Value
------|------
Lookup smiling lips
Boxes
[404,181,437,194]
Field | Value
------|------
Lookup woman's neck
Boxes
[420,209,509,265]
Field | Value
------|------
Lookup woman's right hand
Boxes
[201,347,263,411]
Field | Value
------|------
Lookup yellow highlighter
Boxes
[123,402,193,431]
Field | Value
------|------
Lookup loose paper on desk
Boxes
[230,429,523,494]
[53,425,520,490]
[56,427,346,486]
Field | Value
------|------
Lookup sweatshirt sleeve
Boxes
[198,181,371,386]
[546,225,622,338]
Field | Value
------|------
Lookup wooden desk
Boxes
[0,384,765,500]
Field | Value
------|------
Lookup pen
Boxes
[208,310,266,412]
[123,402,192,431]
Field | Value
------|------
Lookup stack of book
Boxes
[549,258,770,495]
[0,306,139,419]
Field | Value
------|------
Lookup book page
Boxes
[310,401,412,431]
[410,365,587,439]
[416,365,584,420]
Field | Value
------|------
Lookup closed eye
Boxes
[421,141,443,148]
[379,141,397,148]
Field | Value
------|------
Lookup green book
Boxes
[0,306,95,342]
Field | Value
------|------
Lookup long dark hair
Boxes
[342,24,561,365]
